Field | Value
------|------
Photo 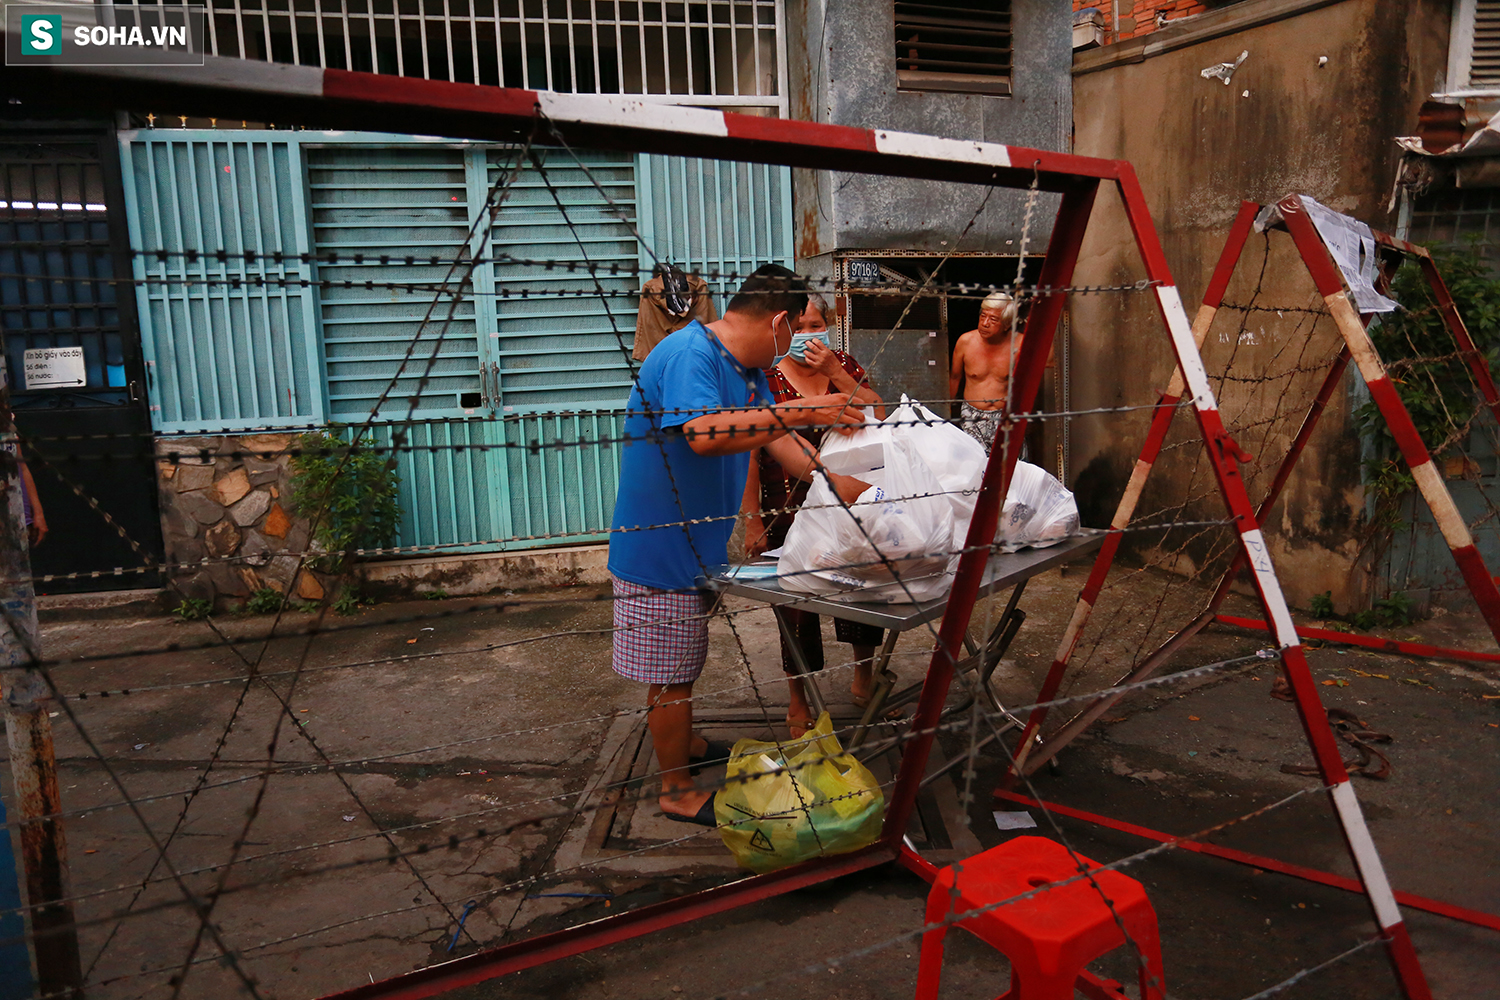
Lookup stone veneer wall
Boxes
[156,434,333,607]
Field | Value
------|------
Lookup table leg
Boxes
[848,629,901,750]
[772,606,827,721]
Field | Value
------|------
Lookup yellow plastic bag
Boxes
[714,712,885,873]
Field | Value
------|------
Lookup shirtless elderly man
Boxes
[949,290,1024,454]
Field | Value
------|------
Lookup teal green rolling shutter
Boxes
[305,143,483,420]
[635,155,795,301]
[487,148,639,546]
[490,148,640,411]
[119,132,323,432]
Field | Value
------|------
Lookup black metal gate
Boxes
[0,124,162,594]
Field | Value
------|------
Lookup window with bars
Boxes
[1407,187,1500,271]
[0,147,126,401]
[894,0,1011,97]
[1448,0,1500,91]
[190,0,784,111]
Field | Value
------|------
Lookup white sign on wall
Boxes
[23,347,86,389]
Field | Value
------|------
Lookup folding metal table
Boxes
[701,530,1106,757]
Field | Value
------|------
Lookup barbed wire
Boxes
[15,511,1233,588]
[2,265,1163,303]
[78,246,1166,297]
[1,140,1447,1000]
[15,399,1198,462]
[5,644,1279,934]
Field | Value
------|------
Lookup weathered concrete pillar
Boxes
[1,374,83,997]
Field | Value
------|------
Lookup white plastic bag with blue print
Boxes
[778,435,955,604]
[993,461,1080,552]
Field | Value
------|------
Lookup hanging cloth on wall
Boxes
[633,263,719,361]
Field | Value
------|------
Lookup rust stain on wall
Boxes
[797,205,822,259]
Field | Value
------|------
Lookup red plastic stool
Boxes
[915,836,1165,1000]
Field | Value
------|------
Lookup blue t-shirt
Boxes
[608,321,771,591]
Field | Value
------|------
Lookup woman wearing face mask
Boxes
[741,293,886,737]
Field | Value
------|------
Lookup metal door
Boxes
[0,126,162,593]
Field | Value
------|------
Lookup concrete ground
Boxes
[3,561,1497,1000]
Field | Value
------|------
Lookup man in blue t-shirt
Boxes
[609,264,869,825]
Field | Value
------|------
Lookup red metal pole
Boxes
[1012,247,1417,775]
[315,845,891,1000]
[1279,194,1500,653]
[1215,613,1500,665]
[1006,200,1263,781]
[1119,188,1429,1000]
[1414,253,1500,427]
[992,789,1500,934]
[1010,344,1355,777]
[882,177,1100,844]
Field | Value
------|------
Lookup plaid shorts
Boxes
[611,576,715,685]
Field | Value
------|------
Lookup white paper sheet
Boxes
[992,810,1038,831]
[1299,197,1399,314]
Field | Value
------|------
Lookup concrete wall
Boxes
[787,0,1074,262]
[1066,0,1451,610]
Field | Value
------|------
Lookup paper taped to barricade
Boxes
[1297,197,1399,315]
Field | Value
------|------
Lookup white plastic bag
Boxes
[884,395,986,547]
[778,435,955,603]
[819,396,985,543]
[995,461,1080,552]
[817,407,888,484]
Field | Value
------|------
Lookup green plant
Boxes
[172,597,212,621]
[290,426,401,569]
[245,587,287,614]
[1372,591,1416,628]
[423,588,449,600]
[1344,592,1416,632]
[1355,243,1500,530]
[331,589,362,616]
[1309,591,1336,619]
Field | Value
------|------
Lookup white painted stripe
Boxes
[872,130,1011,168]
[1330,782,1403,929]
[1113,460,1153,529]
[1325,291,1388,381]
[1163,301,1220,398]
[1410,461,1476,549]
[539,93,730,138]
[1052,597,1095,663]
[1156,286,1216,409]
[1239,528,1299,644]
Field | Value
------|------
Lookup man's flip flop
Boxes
[661,797,717,827]
[688,739,733,775]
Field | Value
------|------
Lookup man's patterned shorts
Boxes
[611,575,716,685]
